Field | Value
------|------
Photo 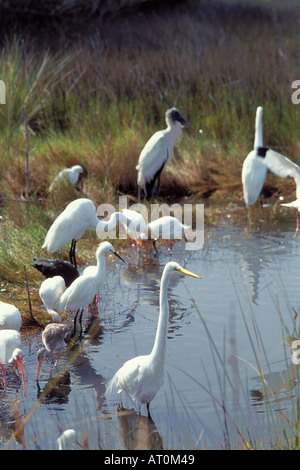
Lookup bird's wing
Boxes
[137,131,170,185]
[264,149,300,198]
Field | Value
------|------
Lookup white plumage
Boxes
[106,261,200,415]
[0,301,22,331]
[0,329,26,394]
[136,108,196,202]
[42,198,100,267]
[242,106,267,206]
[39,276,66,323]
[49,165,86,191]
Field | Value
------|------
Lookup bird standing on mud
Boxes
[136,107,197,203]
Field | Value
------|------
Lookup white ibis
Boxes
[31,257,79,287]
[136,107,197,202]
[57,242,125,335]
[242,106,268,206]
[106,261,200,416]
[39,276,66,323]
[0,301,22,331]
[36,323,72,382]
[49,165,87,191]
[0,329,26,395]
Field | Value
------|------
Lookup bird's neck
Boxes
[167,122,183,145]
[150,269,170,364]
[254,108,263,149]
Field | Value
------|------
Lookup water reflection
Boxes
[116,405,164,450]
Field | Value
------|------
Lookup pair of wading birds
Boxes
[1,105,300,415]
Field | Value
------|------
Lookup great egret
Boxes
[256,147,300,237]
[106,261,200,416]
[0,301,22,331]
[42,198,100,268]
[31,257,79,287]
[0,329,26,395]
[39,276,66,323]
[136,108,197,202]
[57,241,125,335]
[242,106,267,206]
[36,323,72,382]
[49,165,87,191]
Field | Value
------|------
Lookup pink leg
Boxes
[1,363,6,389]
[295,210,299,238]
[127,235,132,248]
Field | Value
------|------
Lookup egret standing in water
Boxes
[136,108,197,202]
[106,261,200,416]
[57,242,125,335]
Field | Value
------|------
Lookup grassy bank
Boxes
[1,0,300,317]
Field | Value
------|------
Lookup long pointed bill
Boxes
[111,251,125,263]
[175,267,201,279]
[134,230,142,250]
[179,117,198,138]
[16,356,26,396]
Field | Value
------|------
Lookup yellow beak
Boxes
[175,267,201,279]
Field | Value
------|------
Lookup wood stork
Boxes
[255,147,300,237]
[136,107,197,202]
[36,323,72,382]
[0,329,26,395]
[242,106,268,206]
[106,261,200,416]
[31,257,79,288]
[0,302,22,331]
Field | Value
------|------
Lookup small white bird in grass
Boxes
[0,301,22,331]
[42,198,100,268]
[0,330,26,395]
[49,165,87,192]
[242,106,267,207]
[136,107,197,203]
[39,276,66,323]
[106,261,200,416]
[57,241,125,335]
[36,323,72,382]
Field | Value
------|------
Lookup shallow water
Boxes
[2,214,300,450]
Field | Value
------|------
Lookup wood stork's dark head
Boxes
[166,108,197,137]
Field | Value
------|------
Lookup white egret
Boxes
[0,301,22,331]
[43,200,136,268]
[106,261,200,416]
[39,276,66,323]
[0,329,26,395]
[49,165,87,191]
[36,323,72,382]
[136,107,197,202]
[242,106,267,206]
[32,257,79,287]
[57,241,125,335]
[42,198,100,268]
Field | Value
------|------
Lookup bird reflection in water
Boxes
[116,405,164,450]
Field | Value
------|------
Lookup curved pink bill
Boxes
[16,356,26,396]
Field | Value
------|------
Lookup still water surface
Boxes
[2,215,300,449]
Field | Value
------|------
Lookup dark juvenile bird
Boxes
[31,257,79,287]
